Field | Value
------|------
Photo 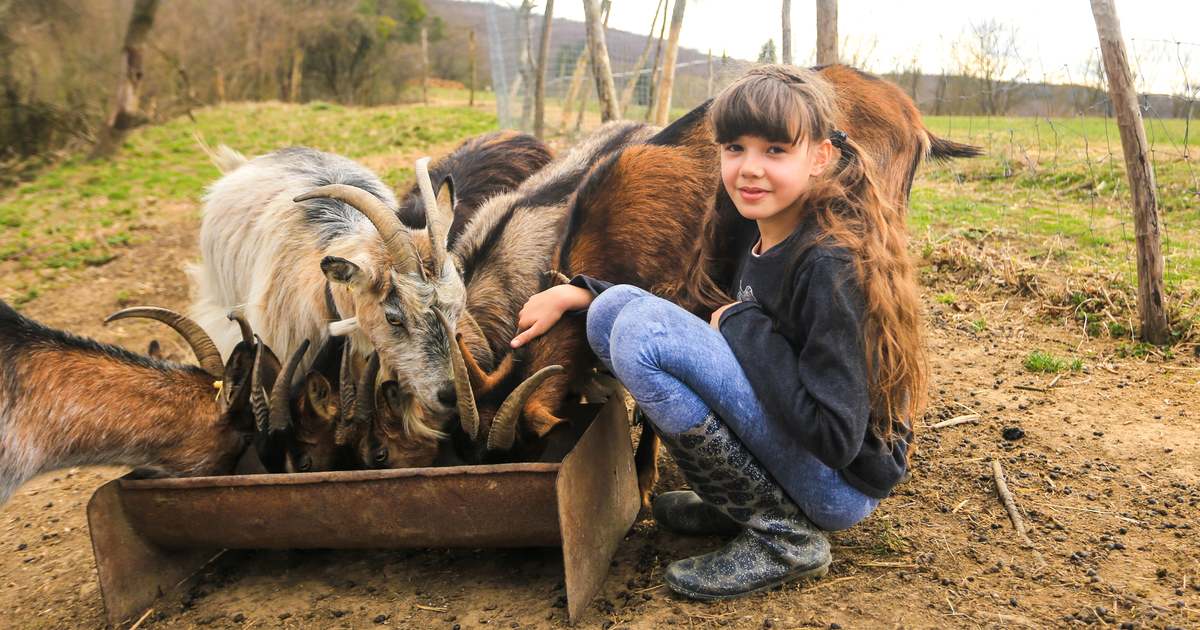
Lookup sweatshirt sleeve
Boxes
[716,255,871,469]
[567,274,613,296]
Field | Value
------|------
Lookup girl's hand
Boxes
[511,284,594,348]
[709,302,738,330]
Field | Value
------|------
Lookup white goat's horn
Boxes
[415,157,447,276]
[486,365,565,452]
[227,309,254,344]
[104,306,224,378]
[433,307,479,441]
[294,184,422,277]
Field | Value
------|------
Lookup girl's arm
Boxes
[510,281,596,348]
[716,254,872,469]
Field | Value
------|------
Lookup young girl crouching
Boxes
[510,65,927,601]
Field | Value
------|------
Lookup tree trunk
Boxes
[816,0,838,66]
[652,0,686,126]
[93,0,160,158]
[645,3,669,122]
[533,0,554,138]
[575,62,592,134]
[781,0,792,65]
[468,30,477,107]
[618,0,665,115]
[515,1,535,129]
[1089,0,1170,344]
[560,44,591,130]
[582,0,619,122]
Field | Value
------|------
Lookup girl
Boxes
[510,65,926,601]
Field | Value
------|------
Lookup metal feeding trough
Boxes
[86,396,639,626]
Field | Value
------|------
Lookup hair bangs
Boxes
[712,77,808,146]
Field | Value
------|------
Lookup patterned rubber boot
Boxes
[658,413,831,601]
[651,491,741,536]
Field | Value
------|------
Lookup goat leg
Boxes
[633,418,660,512]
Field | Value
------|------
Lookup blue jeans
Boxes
[586,284,879,531]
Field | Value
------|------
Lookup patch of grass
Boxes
[971,318,988,332]
[1023,350,1068,373]
[936,292,958,305]
[0,99,498,299]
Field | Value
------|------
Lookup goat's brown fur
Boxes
[511,65,979,507]
[0,301,255,503]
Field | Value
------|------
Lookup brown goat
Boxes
[501,65,980,506]
[0,301,260,504]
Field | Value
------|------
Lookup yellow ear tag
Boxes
[213,380,224,401]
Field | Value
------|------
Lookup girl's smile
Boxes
[721,134,834,249]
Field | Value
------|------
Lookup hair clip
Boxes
[830,130,848,146]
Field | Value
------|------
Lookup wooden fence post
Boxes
[468,30,477,107]
[781,0,792,65]
[1089,0,1170,344]
[583,0,620,122]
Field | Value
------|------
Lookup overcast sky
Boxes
[541,0,1197,95]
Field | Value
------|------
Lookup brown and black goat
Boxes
[0,302,262,505]
[450,65,981,506]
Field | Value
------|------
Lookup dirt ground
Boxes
[2,195,1198,629]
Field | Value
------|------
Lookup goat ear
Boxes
[436,175,455,218]
[146,339,163,359]
[321,256,364,287]
[219,342,256,426]
[379,380,409,419]
[304,371,339,424]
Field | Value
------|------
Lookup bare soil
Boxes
[2,197,1198,629]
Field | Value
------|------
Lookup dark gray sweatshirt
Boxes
[572,219,910,499]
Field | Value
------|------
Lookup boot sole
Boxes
[665,561,831,602]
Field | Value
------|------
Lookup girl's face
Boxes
[720,134,834,222]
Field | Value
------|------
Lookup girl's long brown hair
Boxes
[680,65,927,448]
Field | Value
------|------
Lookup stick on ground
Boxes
[992,460,1034,547]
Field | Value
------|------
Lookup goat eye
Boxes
[385,312,405,328]
[373,448,388,465]
[297,454,312,472]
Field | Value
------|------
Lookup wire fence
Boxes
[476,1,1198,334]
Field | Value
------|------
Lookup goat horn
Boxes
[269,339,309,434]
[104,306,224,378]
[226,309,254,344]
[335,340,358,446]
[486,365,565,452]
[249,338,272,432]
[354,353,382,428]
[433,307,479,441]
[414,157,446,277]
[294,184,422,277]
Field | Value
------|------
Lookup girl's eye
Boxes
[723,143,743,153]
[767,145,788,155]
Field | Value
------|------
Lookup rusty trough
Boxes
[87,396,639,626]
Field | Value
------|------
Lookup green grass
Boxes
[0,100,498,301]
[912,113,1200,302]
[1023,350,1084,373]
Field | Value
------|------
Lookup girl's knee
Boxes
[586,285,647,351]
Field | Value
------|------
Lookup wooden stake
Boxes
[419,25,429,105]
[1089,0,1170,344]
